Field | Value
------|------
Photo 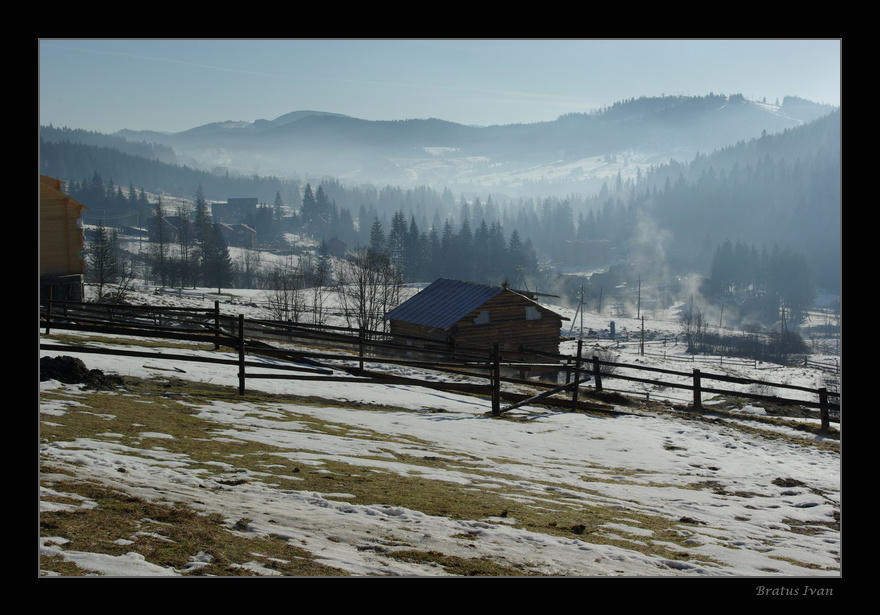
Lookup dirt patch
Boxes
[40,356,124,390]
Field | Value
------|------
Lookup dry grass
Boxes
[40,371,781,576]
[40,476,348,576]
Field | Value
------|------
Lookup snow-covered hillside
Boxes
[39,284,840,578]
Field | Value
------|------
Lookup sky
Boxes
[39,39,841,135]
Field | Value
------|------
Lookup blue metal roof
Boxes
[385,278,504,330]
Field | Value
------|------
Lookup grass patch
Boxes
[39,480,348,577]
[40,373,731,574]
[387,549,532,576]
[657,403,840,451]
[44,333,217,352]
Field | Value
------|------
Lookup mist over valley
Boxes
[40,92,840,338]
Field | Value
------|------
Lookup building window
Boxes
[474,310,490,325]
[525,306,541,321]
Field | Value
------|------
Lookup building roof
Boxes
[385,278,509,330]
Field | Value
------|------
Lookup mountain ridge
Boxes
[52,93,838,198]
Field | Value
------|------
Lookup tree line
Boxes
[86,184,235,297]
[701,239,816,327]
[58,110,839,323]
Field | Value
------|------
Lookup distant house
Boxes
[385,278,566,354]
[40,175,86,301]
[218,222,256,248]
[216,222,235,246]
[148,215,180,244]
[234,223,257,248]
[323,236,347,258]
[563,239,611,267]
[213,197,258,224]
[120,225,148,238]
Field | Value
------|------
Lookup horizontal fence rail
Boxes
[40,299,840,427]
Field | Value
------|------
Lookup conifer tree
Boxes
[193,183,211,244]
[87,220,119,298]
[176,202,196,287]
[388,211,408,272]
[506,229,527,284]
[273,191,284,225]
[404,216,423,282]
[300,184,317,233]
[201,223,233,293]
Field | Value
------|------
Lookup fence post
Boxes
[45,297,52,335]
[359,327,365,371]
[238,314,246,395]
[819,387,829,432]
[214,301,221,350]
[491,344,501,416]
[572,339,583,406]
[693,369,702,409]
[592,355,603,392]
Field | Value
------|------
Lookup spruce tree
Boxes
[368,217,387,262]
[201,223,233,293]
[193,183,211,244]
[300,184,317,233]
[87,221,119,299]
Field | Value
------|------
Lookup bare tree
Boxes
[104,255,137,303]
[175,202,196,288]
[263,256,306,321]
[236,247,263,289]
[151,198,170,287]
[301,251,332,325]
[87,221,119,299]
[335,247,401,334]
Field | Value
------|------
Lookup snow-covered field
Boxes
[39,285,841,578]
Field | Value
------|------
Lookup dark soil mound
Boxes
[40,355,124,390]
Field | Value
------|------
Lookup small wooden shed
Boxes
[40,175,86,301]
[385,278,566,354]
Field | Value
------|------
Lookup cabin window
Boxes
[525,306,541,321]
[474,310,491,325]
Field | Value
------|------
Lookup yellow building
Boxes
[40,175,86,301]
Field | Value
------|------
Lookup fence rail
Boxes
[40,299,840,426]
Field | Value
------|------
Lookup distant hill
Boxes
[625,109,841,289]
[38,98,841,293]
[96,94,836,196]
[40,125,179,165]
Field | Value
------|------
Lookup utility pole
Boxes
[580,286,584,338]
[641,316,645,356]
[637,276,641,319]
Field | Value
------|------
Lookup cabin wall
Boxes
[453,292,561,353]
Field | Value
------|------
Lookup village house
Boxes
[217,222,257,248]
[212,197,258,224]
[323,236,347,258]
[148,215,181,244]
[40,175,86,301]
[385,278,566,355]
[563,238,611,267]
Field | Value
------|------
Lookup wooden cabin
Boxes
[386,278,566,355]
[323,236,347,258]
[148,215,180,244]
[218,222,256,248]
[213,197,258,224]
[40,175,86,301]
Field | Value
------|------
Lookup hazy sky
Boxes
[39,39,841,134]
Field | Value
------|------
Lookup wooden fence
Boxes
[39,299,840,427]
